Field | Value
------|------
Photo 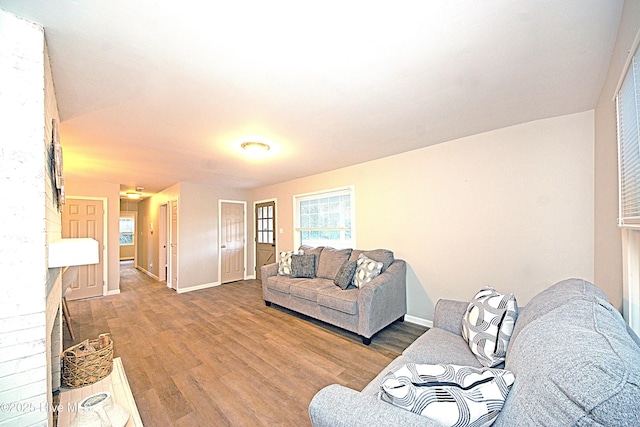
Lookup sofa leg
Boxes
[398,315,405,322]
[265,301,271,307]
[362,337,372,345]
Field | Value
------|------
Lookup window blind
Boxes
[618,52,640,226]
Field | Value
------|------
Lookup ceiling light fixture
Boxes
[126,187,144,199]
[241,141,270,158]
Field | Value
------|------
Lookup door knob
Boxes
[221,245,226,248]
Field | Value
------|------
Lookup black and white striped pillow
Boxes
[379,363,515,427]
[461,287,518,367]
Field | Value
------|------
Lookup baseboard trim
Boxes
[405,315,433,329]
[106,289,121,296]
[136,266,160,281]
[176,281,221,294]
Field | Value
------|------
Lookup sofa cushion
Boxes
[317,287,359,314]
[379,363,515,427]
[333,260,357,290]
[291,254,316,278]
[316,248,352,280]
[300,245,324,259]
[266,275,304,294]
[461,287,518,367]
[403,328,484,367]
[353,253,383,288]
[350,249,394,273]
[496,295,640,426]
[277,250,302,276]
[508,278,606,354]
[290,279,335,302]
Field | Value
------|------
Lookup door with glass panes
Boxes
[255,201,276,280]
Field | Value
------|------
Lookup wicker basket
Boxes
[61,333,113,388]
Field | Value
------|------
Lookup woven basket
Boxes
[61,333,113,388]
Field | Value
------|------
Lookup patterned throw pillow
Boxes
[353,253,383,288]
[290,254,316,278]
[277,250,302,276]
[334,260,358,289]
[379,363,515,427]
[461,287,518,367]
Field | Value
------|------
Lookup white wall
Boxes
[0,9,61,426]
[253,111,595,322]
[137,182,253,291]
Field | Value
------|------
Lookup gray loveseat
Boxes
[261,246,406,345]
[309,278,640,426]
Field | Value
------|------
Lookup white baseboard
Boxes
[136,266,160,281]
[405,315,433,329]
[245,274,256,280]
[106,289,121,296]
[176,281,221,294]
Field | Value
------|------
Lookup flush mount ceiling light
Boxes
[241,141,270,158]
[126,187,144,199]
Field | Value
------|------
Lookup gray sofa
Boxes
[309,278,640,426]
[261,246,406,345]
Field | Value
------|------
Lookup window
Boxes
[617,45,640,227]
[294,186,354,249]
[119,217,135,245]
[616,38,640,335]
[257,203,274,244]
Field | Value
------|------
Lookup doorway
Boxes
[255,200,276,280]
[62,198,106,300]
[220,200,246,283]
[168,200,179,290]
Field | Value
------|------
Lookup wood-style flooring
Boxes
[63,262,427,426]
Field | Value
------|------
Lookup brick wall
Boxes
[0,8,61,427]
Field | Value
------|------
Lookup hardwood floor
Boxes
[63,263,427,426]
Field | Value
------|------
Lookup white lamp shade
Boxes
[49,238,100,268]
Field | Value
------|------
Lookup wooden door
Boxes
[255,201,276,280]
[221,201,245,283]
[62,198,104,300]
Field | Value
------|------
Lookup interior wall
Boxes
[0,9,59,426]
[137,183,180,279]
[137,182,253,290]
[252,111,595,322]
[594,0,640,311]
[64,178,121,294]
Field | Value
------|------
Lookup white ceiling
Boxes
[0,0,624,196]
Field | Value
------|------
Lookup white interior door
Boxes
[221,201,245,283]
[62,198,105,300]
[170,200,178,290]
[159,204,167,282]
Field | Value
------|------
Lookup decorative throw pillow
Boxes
[334,260,358,290]
[353,253,383,288]
[290,254,316,278]
[277,250,302,276]
[461,287,518,367]
[379,363,515,427]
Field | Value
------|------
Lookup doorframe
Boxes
[253,198,278,278]
[218,199,247,282]
[158,203,167,282]
[66,196,108,296]
[168,199,179,290]
[119,211,137,267]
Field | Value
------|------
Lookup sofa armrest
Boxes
[309,384,436,427]
[358,260,407,339]
[260,262,279,300]
[432,299,468,335]
[261,262,278,279]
